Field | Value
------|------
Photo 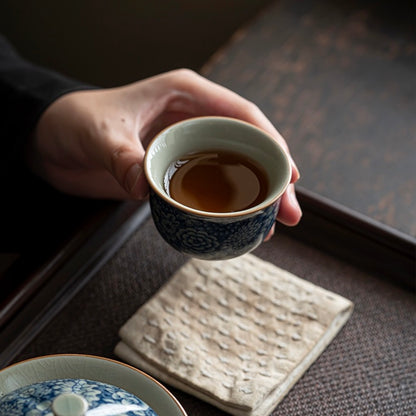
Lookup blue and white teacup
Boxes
[144,116,291,260]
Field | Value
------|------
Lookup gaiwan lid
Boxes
[0,378,158,416]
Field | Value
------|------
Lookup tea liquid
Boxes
[165,150,269,212]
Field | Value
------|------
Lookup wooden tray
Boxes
[1,185,413,368]
[0,197,150,368]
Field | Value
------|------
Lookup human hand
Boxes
[28,69,301,227]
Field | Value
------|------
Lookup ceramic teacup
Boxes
[144,116,291,260]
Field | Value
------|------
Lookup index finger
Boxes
[160,69,300,183]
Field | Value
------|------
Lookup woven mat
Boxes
[14,218,416,415]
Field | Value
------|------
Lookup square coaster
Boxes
[115,254,353,416]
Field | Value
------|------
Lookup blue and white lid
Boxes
[0,378,158,416]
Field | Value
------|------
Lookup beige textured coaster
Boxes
[115,254,353,416]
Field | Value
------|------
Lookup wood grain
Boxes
[202,0,416,237]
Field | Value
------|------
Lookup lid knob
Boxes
[52,393,89,416]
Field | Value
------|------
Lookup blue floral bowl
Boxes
[0,355,187,416]
[144,117,291,260]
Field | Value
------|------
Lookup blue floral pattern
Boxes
[150,190,278,260]
[0,379,158,416]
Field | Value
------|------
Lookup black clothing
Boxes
[0,35,95,251]
[0,35,90,180]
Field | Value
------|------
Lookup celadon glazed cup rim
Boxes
[144,116,291,218]
[0,354,187,416]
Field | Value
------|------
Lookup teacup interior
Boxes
[145,117,291,215]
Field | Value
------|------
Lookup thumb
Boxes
[107,143,149,200]
[124,160,149,199]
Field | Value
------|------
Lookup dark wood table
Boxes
[202,0,416,239]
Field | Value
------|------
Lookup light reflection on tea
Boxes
[164,150,269,213]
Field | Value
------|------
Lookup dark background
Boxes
[0,0,273,86]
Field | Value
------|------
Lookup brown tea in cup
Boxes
[164,149,269,213]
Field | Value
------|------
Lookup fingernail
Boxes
[264,223,275,242]
[125,163,142,194]
[290,156,300,182]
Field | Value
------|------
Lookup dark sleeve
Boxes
[0,34,94,179]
